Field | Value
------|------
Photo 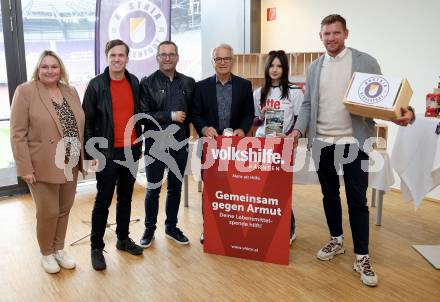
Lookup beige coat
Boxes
[10,80,85,183]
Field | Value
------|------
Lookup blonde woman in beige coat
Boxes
[10,50,85,274]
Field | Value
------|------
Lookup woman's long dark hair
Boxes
[260,50,289,107]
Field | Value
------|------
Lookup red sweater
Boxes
[110,78,136,148]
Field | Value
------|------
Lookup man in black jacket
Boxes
[191,43,255,243]
[83,39,143,270]
[192,43,254,138]
[139,41,195,248]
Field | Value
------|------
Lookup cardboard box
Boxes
[343,72,413,121]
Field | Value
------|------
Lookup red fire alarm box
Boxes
[267,7,276,21]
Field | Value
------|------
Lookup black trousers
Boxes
[91,147,140,249]
[312,142,370,255]
[144,140,188,232]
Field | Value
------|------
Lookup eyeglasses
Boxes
[269,50,286,55]
[157,53,177,59]
[213,57,232,64]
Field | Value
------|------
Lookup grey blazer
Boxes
[294,47,381,152]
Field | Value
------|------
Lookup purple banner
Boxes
[96,0,171,80]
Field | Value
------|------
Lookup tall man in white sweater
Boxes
[290,14,414,287]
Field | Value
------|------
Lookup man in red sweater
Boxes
[83,39,143,270]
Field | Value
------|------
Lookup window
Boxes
[22,0,96,98]
[171,0,201,80]
[0,6,18,187]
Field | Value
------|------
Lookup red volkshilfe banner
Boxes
[202,136,294,265]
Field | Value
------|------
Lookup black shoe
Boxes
[139,229,155,248]
[116,238,144,255]
[165,228,190,245]
[200,232,204,244]
[91,248,106,271]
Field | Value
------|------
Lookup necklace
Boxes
[48,89,63,104]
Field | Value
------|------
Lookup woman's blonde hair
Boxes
[31,50,69,85]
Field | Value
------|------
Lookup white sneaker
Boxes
[317,238,345,260]
[290,233,296,245]
[353,256,378,287]
[54,250,76,269]
[41,254,60,274]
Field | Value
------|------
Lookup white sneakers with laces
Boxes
[41,254,60,274]
[353,255,378,287]
[317,237,345,260]
[53,250,76,269]
[316,237,379,286]
[41,250,76,273]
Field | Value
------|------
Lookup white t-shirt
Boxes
[253,85,304,137]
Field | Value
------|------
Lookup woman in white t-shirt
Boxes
[253,50,304,245]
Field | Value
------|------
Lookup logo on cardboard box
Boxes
[358,76,390,104]
[346,72,403,109]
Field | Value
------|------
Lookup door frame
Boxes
[0,0,29,197]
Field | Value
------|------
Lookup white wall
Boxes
[201,0,251,78]
[261,0,440,200]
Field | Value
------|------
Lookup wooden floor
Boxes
[0,178,439,302]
